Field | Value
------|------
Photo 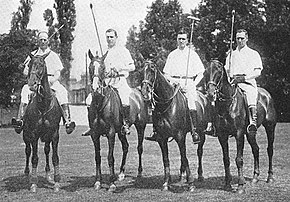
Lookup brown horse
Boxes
[203,60,276,194]
[24,52,63,192]
[87,50,151,191]
[141,60,197,191]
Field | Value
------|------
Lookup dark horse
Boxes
[203,60,276,194]
[141,61,200,191]
[87,50,150,191]
[24,52,63,192]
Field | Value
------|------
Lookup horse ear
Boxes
[88,49,94,60]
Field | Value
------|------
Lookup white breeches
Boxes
[20,81,68,105]
[238,83,258,107]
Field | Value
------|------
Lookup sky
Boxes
[0,0,201,80]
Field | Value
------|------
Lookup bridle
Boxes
[206,60,235,102]
[141,61,181,114]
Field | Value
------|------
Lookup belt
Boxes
[106,74,126,78]
[172,76,195,79]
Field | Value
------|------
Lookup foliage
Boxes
[126,0,290,121]
[0,0,36,107]
[126,0,193,70]
[43,0,76,87]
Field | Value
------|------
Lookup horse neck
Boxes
[220,69,235,97]
[154,70,175,99]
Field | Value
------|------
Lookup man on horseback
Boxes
[225,29,263,133]
[11,31,75,134]
[145,29,212,143]
[82,28,135,136]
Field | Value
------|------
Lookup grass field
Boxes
[0,123,290,202]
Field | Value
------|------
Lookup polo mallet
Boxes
[48,23,65,41]
[90,3,104,56]
[185,16,200,86]
[228,10,235,76]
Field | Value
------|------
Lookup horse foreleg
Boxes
[24,141,31,176]
[30,140,39,192]
[177,134,195,191]
[235,130,246,194]
[218,133,232,191]
[44,142,53,183]
[107,130,116,192]
[91,134,102,190]
[265,122,275,183]
[197,133,206,182]
[117,132,129,181]
[158,139,171,191]
[136,125,145,178]
[51,132,60,192]
[246,132,260,184]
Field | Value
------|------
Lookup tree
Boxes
[0,0,35,107]
[126,0,193,70]
[43,0,76,87]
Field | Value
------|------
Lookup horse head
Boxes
[141,60,157,100]
[27,52,50,96]
[88,49,108,92]
[204,59,227,102]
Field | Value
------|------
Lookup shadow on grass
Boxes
[1,175,55,192]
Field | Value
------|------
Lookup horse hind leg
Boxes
[136,124,146,178]
[51,132,61,192]
[117,132,129,181]
[246,131,260,184]
[197,133,206,182]
[264,121,276,183]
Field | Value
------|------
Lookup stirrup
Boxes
[247,123,257,134]
[192,131,200,144]
[65,121,76,134]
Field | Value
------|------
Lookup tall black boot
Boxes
[204,101,216,137]
[61,104,76,134]
[189,109,200,144]
[11,102,27,134]
[247,106,257,134]
[82,106,95,136]
[121,105,130,135]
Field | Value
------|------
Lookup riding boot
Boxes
[61,104,76,134]
[11,102,27,134]
[247,106,257,134]
[189,109,200,144]
[82,106,94,136]
[121,105,130,136]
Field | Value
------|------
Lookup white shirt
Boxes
[163,46,204,87]
[225,45,263,80]
[24,47,63,79]
[104,45,135,77]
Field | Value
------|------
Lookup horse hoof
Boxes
[236,186,245,194]
[46,173,54,183]
[108,184,116,192]
[24,169,30,176]
[188,185,195,192]
[94,181,101,190]
[30,184,37,193]
[118,172,125,181]
[162,183,169,191]
[251,178,259,185]
[198,176,204,182]
[224,184,232,191]
[54,183,60,192]
[137,173,142,178]
[267,177,274,183]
